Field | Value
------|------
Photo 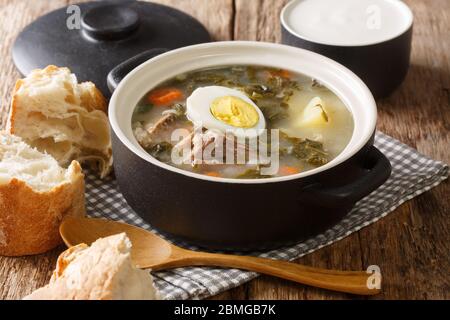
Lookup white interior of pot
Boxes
[109,41,377,184]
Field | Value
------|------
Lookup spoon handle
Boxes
[177,250,380,295]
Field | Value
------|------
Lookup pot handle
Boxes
[300,146,391,208]
[107,48,169,93]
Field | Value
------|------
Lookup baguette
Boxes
[8,65,112,178]
[24,233,160,300]
[0,132,85,256]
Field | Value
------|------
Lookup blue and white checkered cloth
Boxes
[85,131,448,299]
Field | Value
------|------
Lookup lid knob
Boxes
[81,4,140,41]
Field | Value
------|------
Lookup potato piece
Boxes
[298,97,329,127]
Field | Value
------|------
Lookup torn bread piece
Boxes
[7,65,112,178]
[24,233,160,300]
[0,132,85,256]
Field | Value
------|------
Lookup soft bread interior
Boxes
[8,66,112,178]
[24,233,160,300]
[0,132,75,192]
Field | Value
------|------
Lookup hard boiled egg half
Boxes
[186,86,266,138]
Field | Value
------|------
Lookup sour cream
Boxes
[282,0,413,46]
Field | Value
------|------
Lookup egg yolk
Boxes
[210,96,259,128]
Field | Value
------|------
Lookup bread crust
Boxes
[9,65,107,115]
[80,81,108,113]
[6,79,23,135]
[0,161,85,256]
[25,243,116,300]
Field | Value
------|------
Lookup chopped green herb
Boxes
[267,75,283,90]
[280,132,329,166]
[260,106,288,122]
[236,169,272,179]
[311,79,327,90]
[246,66,257,81]
[147,142,173,161]
[135,103,153,114]
[244,84,274,98]
[171,103,186,118]
[231,66,245,74]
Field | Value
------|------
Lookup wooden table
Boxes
[0,0,448,300]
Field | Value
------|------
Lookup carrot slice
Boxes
[279,166,300,176]
[262,69,292,81]
[205,171,221,177]
[277,69,291,79]
[148,88,183,106]
[273,69,292,79]
[266,69,291,79]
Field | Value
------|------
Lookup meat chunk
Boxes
[146,113,176,136]
[173,129,257,166]
[133,113,176,148]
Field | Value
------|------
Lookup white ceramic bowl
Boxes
[110,41,377,184]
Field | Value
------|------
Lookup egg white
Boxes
[186,86,266,138]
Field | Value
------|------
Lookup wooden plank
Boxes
[0,0,72,300]
[234,0,289,42]
[232,0,450,300]
[0,0,448,300]
[233,0,365,300]
[0,0,68,127]
[0,0,234,127]
[246,236,366,300]
[0,246,62,299]
[150,0,241,300]
[358,187,450,300]
[151,0,234,41]
[0,0,236,300]
[358,0,450,299]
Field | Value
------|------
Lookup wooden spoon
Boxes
[60,216,380,295]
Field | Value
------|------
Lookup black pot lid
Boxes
[12,0,211,97]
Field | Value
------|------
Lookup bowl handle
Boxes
[107,48,168,93]
[300,146,391,208]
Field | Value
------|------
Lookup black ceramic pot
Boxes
[280,0,414,99]
[108,42,391,251]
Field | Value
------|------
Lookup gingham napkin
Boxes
[86,131,448,299]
